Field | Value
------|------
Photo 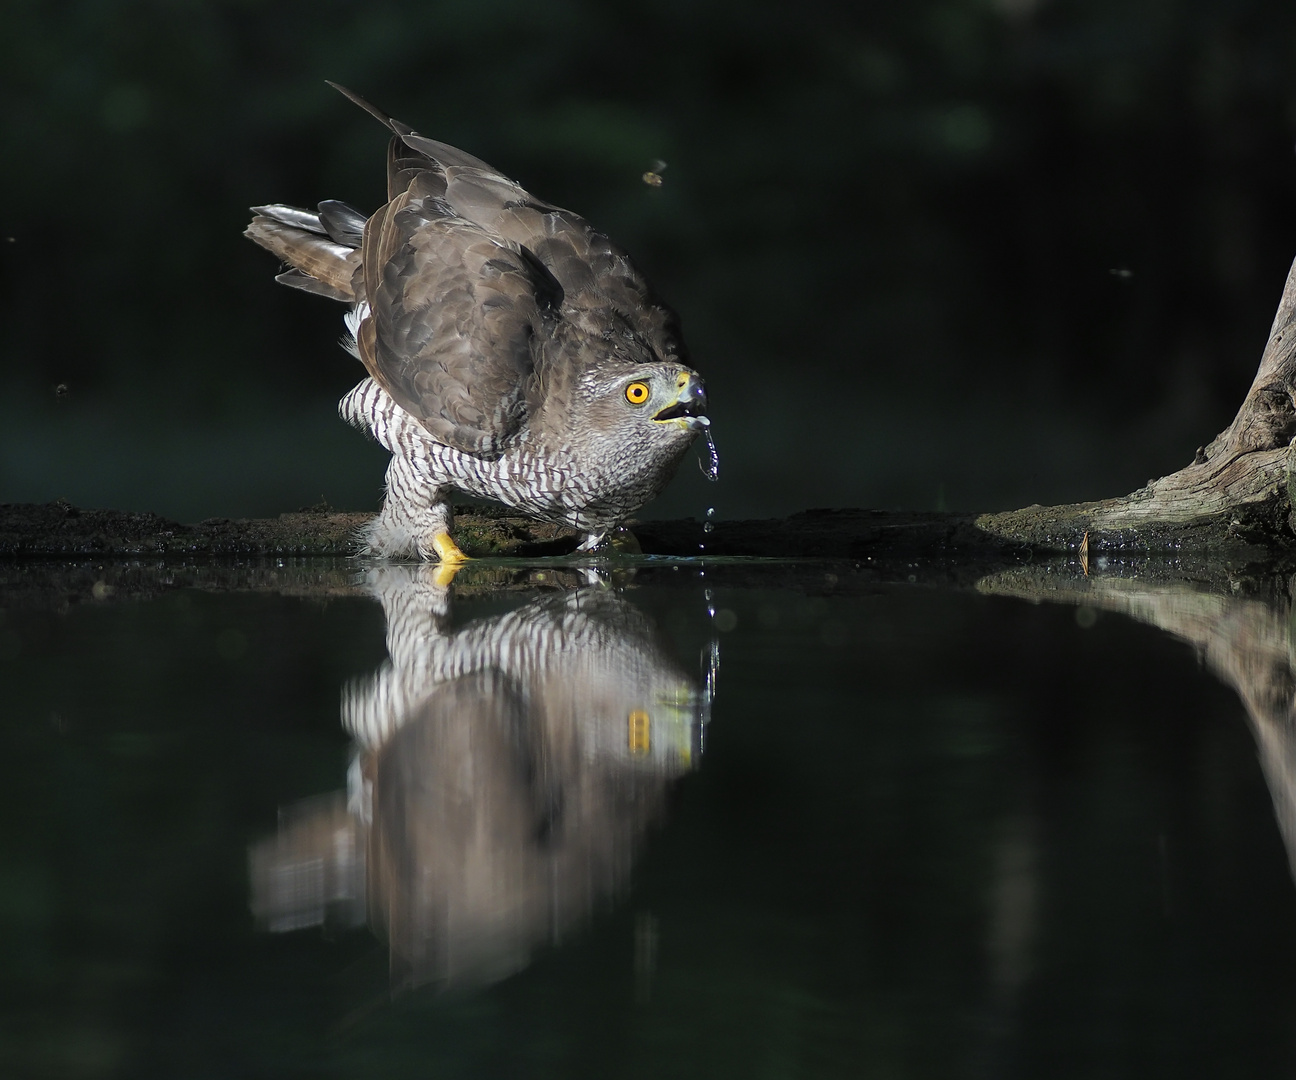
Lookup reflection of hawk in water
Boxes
[246,85,710,562]
[250,566,711,993]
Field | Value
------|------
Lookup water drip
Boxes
[698,506,712,551]
[698,429,719,481]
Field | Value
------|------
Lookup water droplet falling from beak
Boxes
[699,429,719,481]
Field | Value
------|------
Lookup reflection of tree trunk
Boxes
[978,258,1296,551]
[979,568,1296,882]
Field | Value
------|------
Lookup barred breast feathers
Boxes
[340,377,395,443]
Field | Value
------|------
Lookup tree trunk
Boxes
[977,256,1296,553]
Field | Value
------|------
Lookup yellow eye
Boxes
[625,381,651,405]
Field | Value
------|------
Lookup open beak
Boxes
[653,371,709,427]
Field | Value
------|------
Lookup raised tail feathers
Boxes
[245,202,365,302]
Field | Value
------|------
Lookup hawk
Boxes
[246,84,710,562]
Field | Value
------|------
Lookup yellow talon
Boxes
[431,531,469,564]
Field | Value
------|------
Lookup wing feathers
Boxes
[248,85,689,455]
[317,200,367,247]
[358,197,546,456]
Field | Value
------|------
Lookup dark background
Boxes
[5,0,1296,523]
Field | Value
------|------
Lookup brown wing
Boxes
[356,174,558,457]
[328,83,689,368]
[437,168,689,366]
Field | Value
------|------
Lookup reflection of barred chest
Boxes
[341,573,703,776]
[342,379,651,531]
[344,591,648,752]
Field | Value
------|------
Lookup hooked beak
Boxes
[653,371,709,428]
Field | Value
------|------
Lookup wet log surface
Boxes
[4,497,1295,612]
[0,499,1282,564]
[0,499,1007,560]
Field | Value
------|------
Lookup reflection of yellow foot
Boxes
[431,562,460,588]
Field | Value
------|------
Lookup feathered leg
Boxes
[362,453,466,563]
[342,379,467,564]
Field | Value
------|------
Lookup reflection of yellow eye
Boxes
[625,381,651,405]
[629,710,650,753]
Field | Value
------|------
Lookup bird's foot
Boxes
[431,530,468,563]
[429,531,469,585]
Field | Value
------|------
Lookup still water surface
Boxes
[3,558,1296,1076]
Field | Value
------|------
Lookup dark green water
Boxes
[2,559,1295,1077]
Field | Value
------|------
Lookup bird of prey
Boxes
[246,84,709,562]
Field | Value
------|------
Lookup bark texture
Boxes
[978,256,1296,552]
